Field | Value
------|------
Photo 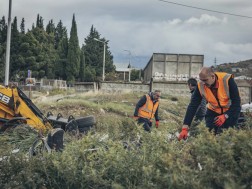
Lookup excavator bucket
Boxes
[46,112,96,133]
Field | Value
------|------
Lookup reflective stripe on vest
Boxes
[198,72,232,114]
[138,94,159,119]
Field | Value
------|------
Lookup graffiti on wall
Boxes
[153,72,199,81]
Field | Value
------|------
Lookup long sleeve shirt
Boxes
[134,94,159,121]
[190,89,207,121]
[183,77,241,126]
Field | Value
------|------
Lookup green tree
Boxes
[79,45,85,81]
[46,19,55,34]
[14,27,57,80]
[0,16,7,43]
[9,16,22,81]
[130,69,141,81]
[54,20,68,80]
[84,65,96,82]
[83,25,115,81]
[0,45,4,82]
[20,18,25,34]
[66,14,80,84]
[83,25,100,81]
[36,14,44,29]
[0,16,7,81]
[36,14,40,28]
[54,20,66,49]
[0,13,116,83]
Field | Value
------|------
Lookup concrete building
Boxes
[143,53,204,82]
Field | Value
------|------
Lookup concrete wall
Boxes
[100,82,149,94]
[19,79,251,105]
[74,82,98,92]
[238,86,251,104]
[152,81,190,97]
[144,53,204,82]
[98,81,251,104]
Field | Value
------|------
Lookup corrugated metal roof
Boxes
[114,62,140,72]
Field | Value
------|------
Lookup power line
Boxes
[158,0,252,19]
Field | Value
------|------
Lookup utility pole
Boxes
[94,38,106,81]
[4,0,12,86]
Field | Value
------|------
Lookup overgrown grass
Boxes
[1,92,252,189]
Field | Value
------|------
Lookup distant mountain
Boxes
[215,59,252,77]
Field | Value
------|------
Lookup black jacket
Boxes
[190,88,207,121]
[183,77,241,126]
[134,92,159,121]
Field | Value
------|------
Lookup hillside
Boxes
[215,59,252,77]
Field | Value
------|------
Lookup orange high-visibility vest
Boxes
[198,72,233,114]
[138,94,159,119]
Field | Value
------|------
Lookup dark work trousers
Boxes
[137,117,152,132]
[205,109,240,134]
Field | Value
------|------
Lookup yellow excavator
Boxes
[0,84,52,131]
[0,84,95,151]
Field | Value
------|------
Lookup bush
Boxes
[1,93,252,188]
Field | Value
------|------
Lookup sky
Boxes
[1,0,252,69]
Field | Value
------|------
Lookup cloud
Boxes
[1,0,252,68]
[185,14,227,25]
[214,42,252,55]
[168,19,182,25]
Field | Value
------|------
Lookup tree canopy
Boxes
[0,14,115,84]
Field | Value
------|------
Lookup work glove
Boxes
[155,121,159,128]
[214,114,227,127]
[178,128,188,140]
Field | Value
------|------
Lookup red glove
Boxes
[214,114,227,127]
[178,128,188,140]
[156,121,159,128]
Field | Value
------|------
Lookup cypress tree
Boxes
[36,14,40,28]
[79,45,85,81]
[55,20,66,49]
[39,16,44,29]
[0,16,7,43]
[20,18,25,34]
[66,14,80,84]
[46,19,55,34]
[0,16,7,81]
[55,22,68,80]
[36,14,44,29]
[9,17,21,81]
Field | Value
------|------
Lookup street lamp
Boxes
[124,49,131,82]
[94,38,106,81]
[123,49,131,67]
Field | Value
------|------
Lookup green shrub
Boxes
[1,93,252,188]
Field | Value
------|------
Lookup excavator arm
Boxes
[0,85,52,131]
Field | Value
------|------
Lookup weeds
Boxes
[0,93,252,188]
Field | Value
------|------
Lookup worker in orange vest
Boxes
[179,67,241,140]
[134,90,161,131]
